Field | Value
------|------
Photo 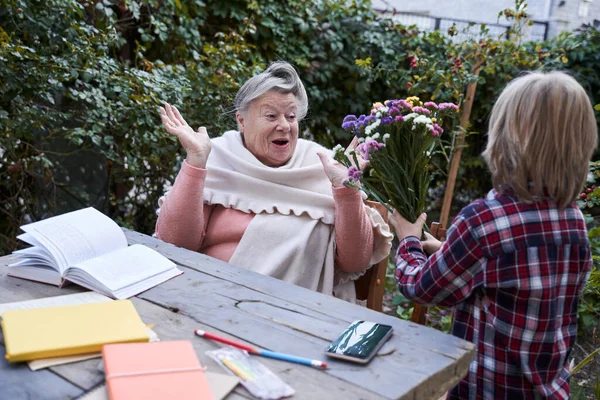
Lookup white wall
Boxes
[372,0,600,39]
[371,0,549,24]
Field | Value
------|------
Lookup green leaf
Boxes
[572,347,600,374]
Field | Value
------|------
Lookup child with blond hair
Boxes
[390,71,598,399]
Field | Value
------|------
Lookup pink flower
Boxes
[357,138,386,160]
[397,100,413,110]
[430,123,444,136]
[413,106,431,115]
[346,166,363,181]
[423,101,438,109]
[438,102,459,111]
[394,115,404,122]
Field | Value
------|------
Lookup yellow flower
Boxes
[372,101,384,109]
[431,118,437,123]
[406,96,422,106]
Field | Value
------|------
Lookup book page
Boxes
[0,292,111,316]
[12,246,58,269]
[17,232,44,247]
[66,244,177,292]
[20,207,127,273]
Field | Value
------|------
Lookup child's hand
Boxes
[388,211,427,241]
[422,232,442,254]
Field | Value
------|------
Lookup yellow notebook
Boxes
[1,300,149,362]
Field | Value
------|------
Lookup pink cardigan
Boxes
[156,161,375,272]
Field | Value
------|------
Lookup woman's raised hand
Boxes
[160,103,211,169]
[345,136,369,170]
[317,137,369,188]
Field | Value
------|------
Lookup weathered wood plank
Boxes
[0,344,83,400]
[130,297,383,400]
[0,230,475,400]
[123,230,475,400]
[139,273,467,399]
[0,260,383,399]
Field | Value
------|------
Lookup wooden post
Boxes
[438,62,482,229]
[410,62,482,326]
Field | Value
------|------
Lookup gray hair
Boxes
[234,61,308,120]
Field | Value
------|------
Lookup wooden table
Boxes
[0,229,475,400]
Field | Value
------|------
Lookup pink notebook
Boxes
[102,341,215,400]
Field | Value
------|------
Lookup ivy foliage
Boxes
[1,0,599,255]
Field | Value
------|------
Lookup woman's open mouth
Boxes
[272,139,290,149]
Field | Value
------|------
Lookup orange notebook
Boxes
[102,341,215,400]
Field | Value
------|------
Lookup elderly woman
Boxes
[156,62,391,302]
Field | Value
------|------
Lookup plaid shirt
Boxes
[395,189,591,400]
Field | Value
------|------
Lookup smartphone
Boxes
[325,320,393,364]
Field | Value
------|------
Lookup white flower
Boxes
[413,115,433,125]
[383,133,390,143]
[357,137,365,143]
[364,119,381,136]
[332,144,344,155]
[403,113,418,121]
[371,132,381,140]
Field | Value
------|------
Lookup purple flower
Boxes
[381,116,393,125]
[412,106,431,115]
[347,166,363,181]
[363,115,376,125]
[343,114,357,123]
[384,100,393,107]
[439,309,451,316]
[342,121,357,131]
[389,107,400,116]
[423,101,438,109]
[438,102,459,111]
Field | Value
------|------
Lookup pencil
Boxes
[194,329,328,369]
[222,359,252,381]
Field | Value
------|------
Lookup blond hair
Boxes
[482,71,598,208]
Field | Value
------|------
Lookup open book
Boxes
[9,207,182,299]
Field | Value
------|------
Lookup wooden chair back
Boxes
[354,201,389,312]
[352,206,449,317]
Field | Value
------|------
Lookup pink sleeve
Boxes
[155,160,212,251]
[333,186,375,272]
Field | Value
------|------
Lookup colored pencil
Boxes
[194,329,328,369]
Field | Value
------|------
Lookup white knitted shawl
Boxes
[203,131,391,302]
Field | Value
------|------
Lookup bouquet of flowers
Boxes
[333,97,459,223]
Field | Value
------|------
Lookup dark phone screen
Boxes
[326,321,392,359]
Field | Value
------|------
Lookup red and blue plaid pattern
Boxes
[396,189,591,399]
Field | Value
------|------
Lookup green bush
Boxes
[1,0,599,256]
